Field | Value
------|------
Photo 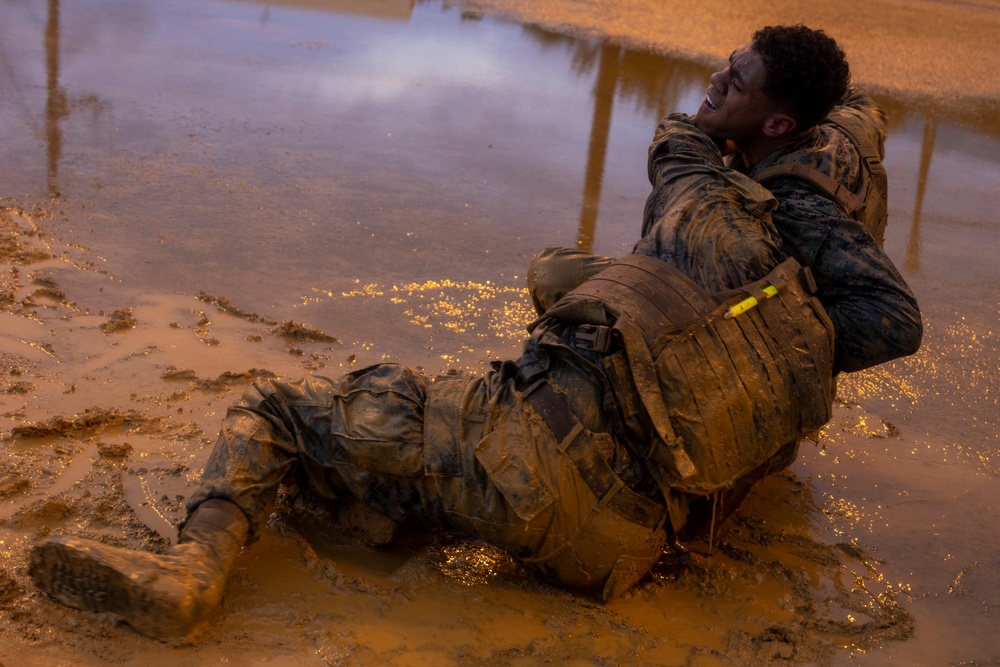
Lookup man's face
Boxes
[694,45,775,149]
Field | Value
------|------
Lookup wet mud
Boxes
[0,200,918,666]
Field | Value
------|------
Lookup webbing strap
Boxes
[518,378,666,531]
[754,162,865,216]
[612,314,697,481]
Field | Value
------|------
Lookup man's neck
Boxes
[740,128,816,167]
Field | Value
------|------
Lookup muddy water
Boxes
[1,0,998,665]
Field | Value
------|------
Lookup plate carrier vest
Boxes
[550,254,836,527]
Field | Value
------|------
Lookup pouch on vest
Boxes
[560,254,836,497]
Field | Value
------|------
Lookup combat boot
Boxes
[29,498,249,642]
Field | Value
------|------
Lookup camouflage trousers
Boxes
[186,361,667,600]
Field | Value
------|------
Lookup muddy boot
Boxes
[29,498,249,642]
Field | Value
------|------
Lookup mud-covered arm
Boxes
[635,113,785,292]
[769,185,923,373]
[527,114,785,311]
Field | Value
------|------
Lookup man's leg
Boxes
[30,365,430,641]
[29,499,248,642]
[526,246,613,315]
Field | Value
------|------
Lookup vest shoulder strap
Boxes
[753,109,889,245]
[753,162,866,217]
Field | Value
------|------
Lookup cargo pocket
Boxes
[518,483,666,600]
[423,374,486,477]
[474,394,556,524]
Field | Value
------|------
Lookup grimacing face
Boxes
[693,45,776,151]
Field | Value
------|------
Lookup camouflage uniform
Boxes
[531,91,922,374]
[186,353,673,601]
[529,113,784,309]
[525,96,923,531]
[635,113,784,291]
[185,116,790,600]
[744,90,922,373]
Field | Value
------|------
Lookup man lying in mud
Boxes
[29,25,921,643]
[527,23,923,527]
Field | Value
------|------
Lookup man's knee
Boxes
[527,246,613,315]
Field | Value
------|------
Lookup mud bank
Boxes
[446,0,1000,108]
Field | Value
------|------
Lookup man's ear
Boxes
[762,113,797,138]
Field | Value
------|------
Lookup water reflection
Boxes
[295,2,991,271]
[577,41,618,252]
[5,0,1000,287]
[906,115,938,273]
[16,0,111,201]
[44,0,65,198]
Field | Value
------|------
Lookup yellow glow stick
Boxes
[725,284,778,318]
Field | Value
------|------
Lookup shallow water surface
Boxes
[1,1,999,665]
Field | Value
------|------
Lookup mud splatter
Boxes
[100,308,138,334]
[268,320,340,344]
[197,291,339,345]
[161,366,278,392]
[197,291,275,325]
[11,407,170,440]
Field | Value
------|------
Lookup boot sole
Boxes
[29,536,198,641]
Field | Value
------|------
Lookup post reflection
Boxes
[906,114,938,273]
[571,42,709,250]
[533,28,712,252]
[577,42,621,252]
[45,0,66,199]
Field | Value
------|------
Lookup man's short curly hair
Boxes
[752,25,851,129]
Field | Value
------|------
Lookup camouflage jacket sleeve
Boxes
[634,113,784,293]
[751,94,922,374]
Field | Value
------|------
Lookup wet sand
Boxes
[2,1,999,665]
[452,0,1000,106]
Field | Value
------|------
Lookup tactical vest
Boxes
[555,254,836,508]
[753,109,888,246]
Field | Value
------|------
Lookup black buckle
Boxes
[572,324,612,353]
